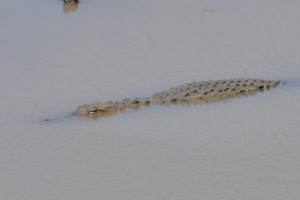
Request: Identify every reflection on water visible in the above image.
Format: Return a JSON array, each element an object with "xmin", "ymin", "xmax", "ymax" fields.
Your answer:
[{"xmin": 63, "ymin": 0, "xmax": 79, "ymax": 14}]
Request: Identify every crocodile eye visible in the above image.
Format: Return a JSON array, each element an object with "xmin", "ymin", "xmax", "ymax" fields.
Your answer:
[{"xmin": 89, "ymin": 108, "xmax": 98, "ymax": 114}]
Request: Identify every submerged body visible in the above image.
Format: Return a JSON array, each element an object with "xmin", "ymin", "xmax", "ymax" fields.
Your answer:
[{"xmin": 73, "ymin": 79, "xmax": 280, "ymax": 118}]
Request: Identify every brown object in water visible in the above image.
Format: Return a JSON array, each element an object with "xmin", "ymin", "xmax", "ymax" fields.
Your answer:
[
  {"xmin": 72, "ymin": 79, "xmax": 280, "ymax": 118},
  {"xmin": 64, "ymin": 0, "xmax": 79, "ymax": 3},
  {"xmin": 63, "ymin": 0, "xmax": 79, "ymax": 14}
]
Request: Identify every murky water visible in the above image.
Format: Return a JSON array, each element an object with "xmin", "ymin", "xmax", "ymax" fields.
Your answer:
[{"xmin": 1, "ymin": 0, "xmax": 300, "ymax": 199}]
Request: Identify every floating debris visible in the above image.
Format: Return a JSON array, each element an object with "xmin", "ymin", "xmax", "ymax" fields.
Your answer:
[{"xmin": 63, "ymin": 0, "xmax": 79, "ymax": 14}]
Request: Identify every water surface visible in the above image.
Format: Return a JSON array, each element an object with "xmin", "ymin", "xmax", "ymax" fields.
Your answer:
[{"xmin": 1, "ymin": 0, "xmax": 300, "ymax": 199}]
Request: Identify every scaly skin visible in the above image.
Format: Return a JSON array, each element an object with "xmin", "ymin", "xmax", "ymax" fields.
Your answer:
[{"xmin": 73, "ymin": 79, "xmax": 280, "ymax": 118}]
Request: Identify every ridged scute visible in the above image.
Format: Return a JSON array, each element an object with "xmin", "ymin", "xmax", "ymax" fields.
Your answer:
[{"xmin": 150, "ymin": 79, "xmax": 279, "ymax": 103}]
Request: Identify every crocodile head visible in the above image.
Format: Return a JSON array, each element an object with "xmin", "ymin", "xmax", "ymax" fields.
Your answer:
[{"xmin": 73, "ymin": 101, "xmax": 117, "ymax": 116}]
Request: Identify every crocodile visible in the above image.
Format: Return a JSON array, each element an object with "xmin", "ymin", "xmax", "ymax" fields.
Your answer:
[{"xmin": 73, "ymin": 79, "xmax": 280, "ymax": 118}]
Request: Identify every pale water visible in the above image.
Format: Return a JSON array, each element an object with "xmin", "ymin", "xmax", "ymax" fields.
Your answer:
[{"xmin": 1, "ymin": 0, "xmax": 300, "ymax": 199}]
